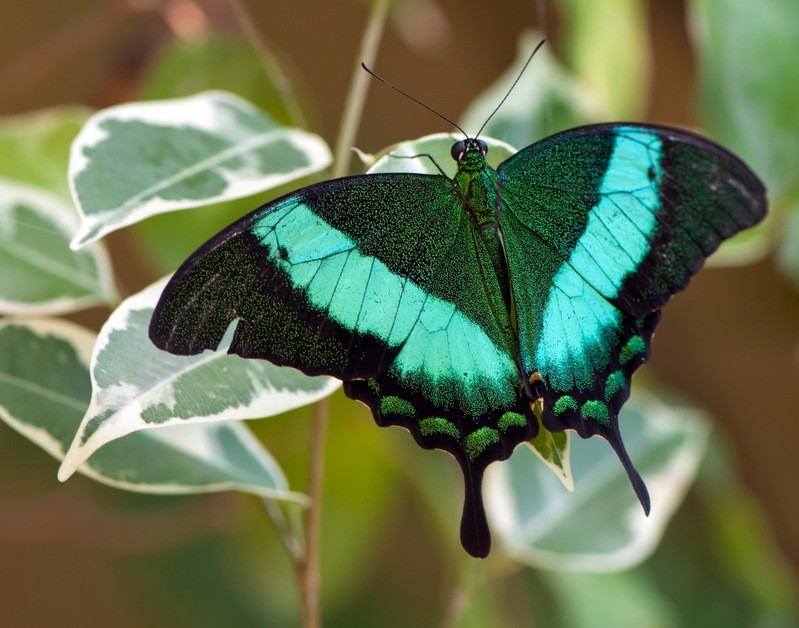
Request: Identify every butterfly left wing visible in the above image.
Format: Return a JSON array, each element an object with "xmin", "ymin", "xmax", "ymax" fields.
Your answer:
[
  {"xmin": 151, "ymin": 172, "xmax": 533, "ymax": 557},
  {"xmin": 497, "ymin": 124, "xmax": 766, "ymax": 509}
]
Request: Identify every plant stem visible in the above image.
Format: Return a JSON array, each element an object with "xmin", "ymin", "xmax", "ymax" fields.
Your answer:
[
  {"xmin": 291, "ymin": 4, "xmax": 392, "ymax": 626},
  {"xmin": 227, "ymin": 0, "xmax": 309, "ymax": 129},
  {"xmin": 297, "ymin": 397, "xmax": 329, "ymax": 628},
  {"xmin": 331, "ymin": 0, "xmax": 392, "ymax": 178}
]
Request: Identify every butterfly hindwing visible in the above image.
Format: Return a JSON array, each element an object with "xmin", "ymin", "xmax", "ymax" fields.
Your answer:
[{"xmin": 497, "ymin": 124, "xmax": 766, "ymax": 508}]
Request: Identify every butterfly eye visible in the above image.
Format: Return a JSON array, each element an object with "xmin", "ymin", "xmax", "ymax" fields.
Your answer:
[
  {"xmin": 450, "ymin": 140, "xmax": 467, "ymax": 162},
  {"xmin": 476, "ymin": 139, "xmax": 488, "ymax": 156}
]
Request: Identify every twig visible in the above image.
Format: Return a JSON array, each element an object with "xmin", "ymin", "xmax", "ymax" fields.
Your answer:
[
  {"xmin": 292, "ymin": 3, "xmax": 392, "ymax": 625},
  {"xmin": 331, "ymin": 0, "xmax": 392, "ymax": 178},
  {"xmin": 226, "ymin": 0, "xmax": 308, "ymax": 128},
  {"xmin": 296, "ymin": 397, "xmax": 329, "ymax": 628}
]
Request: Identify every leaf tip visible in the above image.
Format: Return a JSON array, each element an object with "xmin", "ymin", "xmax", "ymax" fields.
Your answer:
[
  {"xmin": 56, "ymin": 460, "xmax": 77, "ymax": 482},
  {"xmin": 57, "ymin": 442, "xmax": 86, "ymax": 482},
  {"xmin": 69, "ymin": 229, "xmax": 92, "ymax": 250}
]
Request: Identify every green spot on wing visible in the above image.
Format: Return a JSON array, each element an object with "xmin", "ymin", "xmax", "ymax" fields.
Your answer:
[
  {"xmin": 498, "ymin": 411, "xmax": 527, "ymax": 432},
  {"xmin": 620, "ymin": 335, "xmax": 646, "ymax": 364},
  {"xmin": 554, "ymin": 395, "xmax": 578, "ymax": 415},
  {"xmin": 465, "ymin": 427, "xmax": 500, "ymax": 461},
  {"xmin": 582, "ymin": 400, "xmax": 610, "ymax": 425},
  {"xmin": 380, "ymin": 395, "xmax": 415, "ymax": 417},
  {"xmin": 419, "ymin": 417, "xmax": 460, "ymax": 439},
  {"xmin": 604, "ymin": 370, "xmax": 625, "ymax": 398}
]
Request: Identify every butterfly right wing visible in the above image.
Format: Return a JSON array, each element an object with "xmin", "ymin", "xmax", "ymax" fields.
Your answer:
[{"xmin": 496, "ymin": 124, "xmax": 766, "ymax": 511}]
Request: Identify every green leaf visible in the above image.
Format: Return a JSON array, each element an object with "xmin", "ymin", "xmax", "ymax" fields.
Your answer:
[
  {"xmin": 527, "ymin": 408, "xmax": 573, "ymax": 492},
  {"xmin": 367, "ymin": 132, "xmax": 516, "ymax": 177},
  {"xmin": 68, "ymin": 91, "xmax": 332, "ymax": 247},
  {"xmin": 558, "ymin": 0, "xmax": 650, "ymax": 119},
  {"xmin": 543, "ymin": 568, "xmax": 679, "ymax": 627},
  {"xmin": 140, "ymin": 36, "xmax": 300, "ymax": 127},
  {"xmin": 689, "ymin": 0, "xmax": 799, "ymax": 205},
  {"xmin": 486, "ymin": 391, "xmax": 710, "ymax": 571},
  {"xmin": 0, "ymin": 179, "xmax": 116, "ymax": 313},
  {"xmin": 0, "ymin": 105, "xmax": 90, "ymax": 199},
  {"xmin": 0, "ymin": 318, "xmax": 306, "ymax": 502},
  {"xmin": 58, "ymin": 278, "xmax": 340, "ymax": 479},
  {"xmin": 460, "ymin": 31, "xmax": 602, "ymax": 148},
  {"xmin": 690, "ymin": 0, "xmax": 799, "ymax": 282},
  {"xmin": 0, "ymin": 318, "xmax": 93, "ymax": 457}
]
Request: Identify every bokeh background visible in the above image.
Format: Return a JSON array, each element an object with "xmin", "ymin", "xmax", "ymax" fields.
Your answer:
[{"xmin": 1, "ymin": 0, "xmax": 797, "ymax": 626}]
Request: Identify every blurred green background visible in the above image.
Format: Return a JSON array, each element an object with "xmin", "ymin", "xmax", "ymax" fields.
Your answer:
[{"xmin": 1, "ymin": 0, "xmax": 798, "ymax": 626}]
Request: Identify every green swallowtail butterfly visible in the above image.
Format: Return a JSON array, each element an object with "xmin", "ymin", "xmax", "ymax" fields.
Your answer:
[{"xmin": 149, "ymin": 89, "xmax": 766, "ymax": 558}]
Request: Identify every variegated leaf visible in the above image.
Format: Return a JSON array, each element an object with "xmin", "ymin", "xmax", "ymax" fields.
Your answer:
[
  {"xmin": 69, "ymin": 91, "xmax": 332, "ymax": 247},
  {"xmin": 486, "ymin": 391, "xmax": 710, "ymax": 571},
  {"xmin": 0, "ymin": 318, "xmax": 306, "ymax": 501},
  {"xmin": 58, "ymin": 278, "xmax": 340, "ymax": 479},
  {"xmin": 0, "ymin": 179, "xmax": 116, "ymax": 313}
]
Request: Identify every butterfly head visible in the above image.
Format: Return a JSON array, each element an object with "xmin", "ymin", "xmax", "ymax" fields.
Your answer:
[{"xmin": 451, "ymin": 138, "xmax": 488, "ymax": 171}]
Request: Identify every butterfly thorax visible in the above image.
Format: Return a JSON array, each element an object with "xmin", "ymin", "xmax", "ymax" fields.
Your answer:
[{"xmin": 451, "ymin": 138, "xmax": 502, "ymax": 230}]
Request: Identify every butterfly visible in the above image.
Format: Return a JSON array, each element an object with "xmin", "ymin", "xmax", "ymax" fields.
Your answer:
[{"xmin": 149, "ymin": 120, "xmax": 766, "ymax": 558}]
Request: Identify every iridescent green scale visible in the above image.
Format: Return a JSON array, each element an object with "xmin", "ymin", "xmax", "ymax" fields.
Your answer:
[{"xmin": 150, "ymin": 123, "xmax": 766, "ymax": 558}]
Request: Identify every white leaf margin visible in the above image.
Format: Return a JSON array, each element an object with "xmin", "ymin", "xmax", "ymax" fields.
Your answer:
[
  {"xmin": 486, "ymin": 392, "xmax": 711, "ymax": 572},
  {"xmin": 0, "ymin": 317, "xmax": 307, "ymax": 503},
  {"xmin": 69, "ymin": 90, "xmax": 333, "ymax": 248},
  {"xmin": 58, "ymin": 277, "xmax": 341, "ymax": 479},
  {"xmin": 526, "ymin": 427, "xmax": 574, "ymax": 492},
  {"xmin": 0, "ymin": 179, "xmax": 116, "ymax": 314},
  {"xmin": 85, "ymin": 419, "xmax": 309, "ymax": 503}
]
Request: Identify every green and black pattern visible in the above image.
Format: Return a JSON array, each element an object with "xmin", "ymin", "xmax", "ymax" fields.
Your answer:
[{"xmin": 151, "ymin": 123, "xmax": 766, "ymax": 558}]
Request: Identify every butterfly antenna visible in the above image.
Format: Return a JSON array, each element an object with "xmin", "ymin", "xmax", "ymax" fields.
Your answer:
[
  {"xmin": 475, "ymin": 39, "xmax": 546, "ymax": 139},
  {"xmin": 361, "ymin": 62, "xmax": 468, "ymax": 138}
]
